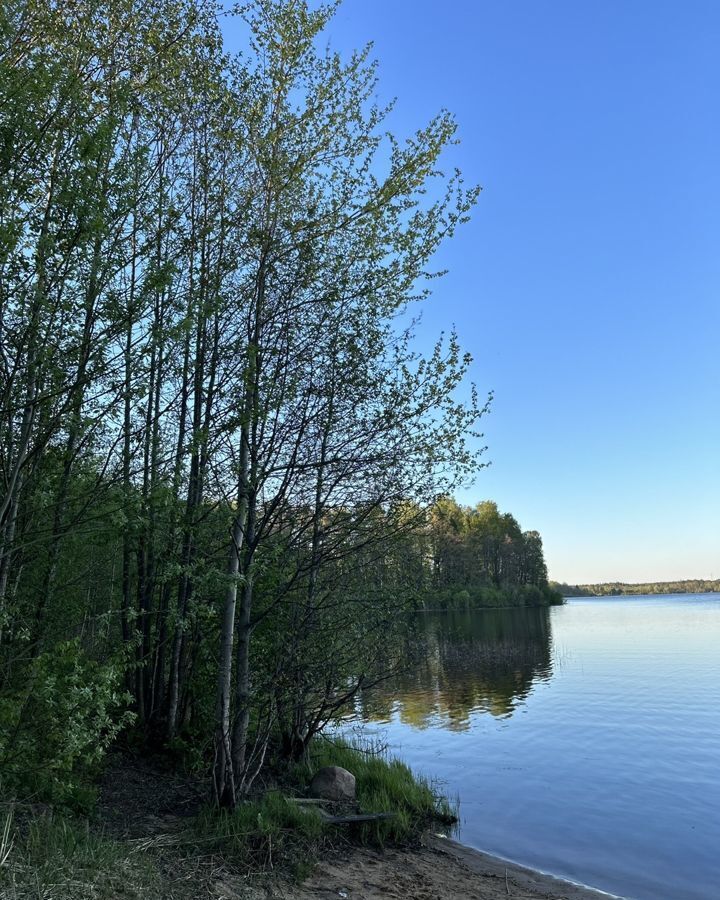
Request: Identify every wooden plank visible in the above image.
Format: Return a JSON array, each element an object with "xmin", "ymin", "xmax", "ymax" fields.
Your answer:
[
  {"xmin": 286, "ymin": 797, "xmax": 396, "ymax": 825},
  {"xmin": 316, "ymin": 810, "xmax": 397, "ymax": 825}
]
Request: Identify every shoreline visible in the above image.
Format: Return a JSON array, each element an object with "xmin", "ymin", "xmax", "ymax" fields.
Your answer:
[
  {"xmin": 424, "ymin": 834, "xmax": 621, "ymax": 899},
  {"xmin": 281, "ymin": 832, "xmax": 623, "ymax": 900}
]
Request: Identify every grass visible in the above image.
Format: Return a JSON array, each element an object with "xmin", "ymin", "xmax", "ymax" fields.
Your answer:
[
  {"xmin": 194, "ymin": 790, "xmax": 329, "ymax": 881},
  {"xmin": 0, "ymin": 808, "xmax": 160, "ymax": 899},
  {"xmin": 293, "ymin": 737, "xmax": 457, "ymax": 844}
]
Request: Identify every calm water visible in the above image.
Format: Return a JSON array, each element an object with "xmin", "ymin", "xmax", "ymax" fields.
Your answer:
[{"xmin": 347, "ymin": 596, "xmax": 720, "ymax": 900}]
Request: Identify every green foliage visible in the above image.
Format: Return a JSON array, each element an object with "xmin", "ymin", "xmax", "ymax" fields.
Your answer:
[
  {"xmin": 431, "ymin": 583, "xmax": 564, "ymax": 610},
  {"xmin": 193, "ymin": 736, "xmax": 453, "ymax": 880},
  {"xmin": 544, "ymin": 585, "xmax": 566, "ymax": 605},
  {"xmin": 423, "ymin": 498, "xmax": 557, "ymax": 610},
  {"xmin": 0, "ymin": 641, "xmax": 133, "ymax": 808},
  {"xmin": 0, "ymin": 0, "xmax": 541, "ymax": 831}
]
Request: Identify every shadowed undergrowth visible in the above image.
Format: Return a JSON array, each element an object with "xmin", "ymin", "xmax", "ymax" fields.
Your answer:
[{"xmin": 0, "ymin": 741, "xmax": 455, "ymax": 898}]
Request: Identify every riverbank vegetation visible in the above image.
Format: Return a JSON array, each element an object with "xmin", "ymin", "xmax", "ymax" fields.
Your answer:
[
  {"xmin": 1, "ymin": 740, "xmax": 454, "ymax": 898},
  {"xmin": 0, "ymin": 0, "xmax": 553, "ymax": 890}
]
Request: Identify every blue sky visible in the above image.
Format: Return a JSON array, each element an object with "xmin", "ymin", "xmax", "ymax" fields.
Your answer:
[{"xmin": 228, "ymin": 2, "xmax": 720, "ymax": 584}]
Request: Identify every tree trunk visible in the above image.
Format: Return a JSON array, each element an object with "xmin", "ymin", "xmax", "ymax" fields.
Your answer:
[{"xmin": 212, "ymin": 424, "xmax": 250, "ymax": 807}]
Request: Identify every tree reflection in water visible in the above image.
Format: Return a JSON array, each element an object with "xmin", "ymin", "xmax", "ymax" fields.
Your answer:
[{"xmin": 355, "ymin": 608, "xmax": 553, "ymax": 731}]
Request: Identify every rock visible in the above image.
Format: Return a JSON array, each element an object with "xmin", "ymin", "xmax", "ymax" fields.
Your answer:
[{"xmin": 308, "ymin": 765, "xmax": 356, "ymax": 801}]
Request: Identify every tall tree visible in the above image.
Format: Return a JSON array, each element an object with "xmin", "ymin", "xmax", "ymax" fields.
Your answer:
[{"xmin": 209, "ymin": 0, "xmax": 481, "ymax": 807}]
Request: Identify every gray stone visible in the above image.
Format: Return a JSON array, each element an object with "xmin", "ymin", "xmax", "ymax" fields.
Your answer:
[{"xmin": 308, "ymin": 765, "xmax": 356, "ymax": 801}]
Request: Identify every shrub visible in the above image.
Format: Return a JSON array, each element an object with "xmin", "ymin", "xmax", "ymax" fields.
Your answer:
[{"xmin": 0, "ymin": 640, "xmax": 134, "ymax": 808}]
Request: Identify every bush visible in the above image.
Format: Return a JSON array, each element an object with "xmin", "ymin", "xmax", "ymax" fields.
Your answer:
[
  {"xmin": 425, "ymin": 582, "xmax": 565, "ymax": 610},
  {"xmin": 0, "ymin": 641, "xmax": 134, "ymax": 808},
  {"xmin": 545, "ymin": 585, "xmax": 566, "ymax": 605},
  {"xmin": 452, "ymin": 589, "xmax": 471, "ymax": 607}
]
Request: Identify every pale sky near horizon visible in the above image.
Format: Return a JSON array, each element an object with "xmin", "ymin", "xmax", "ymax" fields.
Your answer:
[{"xmin": 227, "ymin": 2, "xmax": 720, "ymax": 584}]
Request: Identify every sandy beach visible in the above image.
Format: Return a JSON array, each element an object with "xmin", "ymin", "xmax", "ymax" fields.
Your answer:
[{"xmin": 278, "ymin": 835, "xmax": 619, "ymax": 900}]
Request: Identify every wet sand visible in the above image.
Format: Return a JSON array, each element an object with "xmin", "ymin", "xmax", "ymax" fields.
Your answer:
[{"xmin": 282, "ymin": 834, "xmax": 621, "ymax": 900}]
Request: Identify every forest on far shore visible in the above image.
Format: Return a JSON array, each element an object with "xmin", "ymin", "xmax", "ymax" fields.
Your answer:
[{"xmin": 552, "ymin": 579, "xmax": 720, "ymax": 597}]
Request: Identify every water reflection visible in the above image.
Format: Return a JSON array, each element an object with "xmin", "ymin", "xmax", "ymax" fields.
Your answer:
[
  {"xmin": 356, "ymin": 607, "xmax": 553, "ymax": 730},
  {"xmin": 344, "ymin": 598, "xmax": 720, "ymax": 900}
]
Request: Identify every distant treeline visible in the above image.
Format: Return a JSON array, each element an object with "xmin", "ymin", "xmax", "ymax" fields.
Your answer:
[{"xmin": 551, "ymin": 579, "xmax": 720, "ymax": 597}]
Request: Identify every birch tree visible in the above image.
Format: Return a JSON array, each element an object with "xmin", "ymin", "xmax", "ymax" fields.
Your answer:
[{"xmin": 210, "ymin": 0, "xmax": 482, "ymax": 807}]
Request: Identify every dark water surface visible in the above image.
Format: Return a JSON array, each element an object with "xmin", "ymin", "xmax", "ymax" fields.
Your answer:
[{"xmin": 347, "ymin": 596, "xmax": 720, "ymax": 900}]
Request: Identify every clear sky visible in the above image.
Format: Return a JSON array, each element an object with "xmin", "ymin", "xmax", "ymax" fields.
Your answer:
[{"xmin": 228, "ymin": 2, "xmax": 720, "ymax": 584}]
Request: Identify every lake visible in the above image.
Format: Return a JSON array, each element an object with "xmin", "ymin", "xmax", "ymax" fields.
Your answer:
[{"xmin": 346, "ymin": 595, "xmax": 720, "ymax": 900}]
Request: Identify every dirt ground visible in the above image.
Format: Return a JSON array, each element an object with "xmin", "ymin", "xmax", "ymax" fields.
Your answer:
[{"xmin": 252, "ymin": 837, "xmax": 617, "ymax": 900}]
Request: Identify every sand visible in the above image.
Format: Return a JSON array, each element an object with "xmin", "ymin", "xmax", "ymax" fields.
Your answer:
[{"xmin": 279, "ymin": 835, "xmax": 620, "ymax": 900}]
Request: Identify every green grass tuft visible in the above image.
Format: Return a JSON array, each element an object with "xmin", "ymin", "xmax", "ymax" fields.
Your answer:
[
  {"xmin": 291, "ymin": 737, "xmax": 457, "ymax": 845},
  {"xmin": 193, "ymin": 737, "xmax": 456, "ymax": 877},
  {"xmin": 0, "ymin": 809, "xmax": 160, "ymax": 899},
  {"xmin": 194, "ymin": 790, "xmax": 330, "ymax": 880}
]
